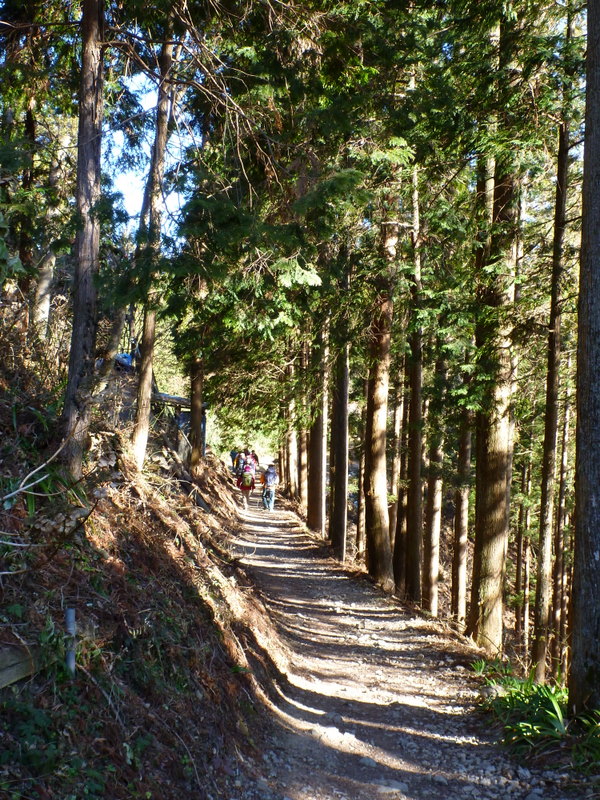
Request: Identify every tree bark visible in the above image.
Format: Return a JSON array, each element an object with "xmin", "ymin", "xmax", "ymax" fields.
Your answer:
[
  {"xmin": 286, "ymin": 361, "xmax": 299, "ymax": 500},
  {"xmin": 363, "ymin": 294, "xmax": 394, "ymax": 589},
  {"xmin": 307, "ymin": 326, "xmax": 329, "ymax": 535},
  {"xmin": 388, "ymin": 367, "xmax": 405, "ymax": 544},
  {"xmin": 452, "ymin": 407, "xmax": 472, "ymax": 626},
  {"xmin": 62, "ymin": 0, "xmax": 104, "ymax": 478},
  {"xmin": 515, "ymin": 453, "xmax": 532, "ymax": 664},
  {"xmin": 570, "ymin": 1, "xmax": 600, "ymax": 709},
  {"xmin": 298, "ymin": 427, "xmax": 309, "ymax": 512},
  {"xmin": 551, "ymin": 377, "xmax": 571, "ymax": 679},
  {"xmin": 297, "ymin": 341, "xmax": 309, "ymax": 512},
  {"xmin": 393, "ymin": 369, "xmax": 410, "ymax": 594},
  {"xmin": 405, "ymin": 166, "xmax": 423, "ymax": 603},
  {"xmin": 330, "ymin": 342, "xmax": 349, "ymax": 560},
  {"xmin": 532, "ymin": 38, "xmax": 571, "ymax": 685},
  {"xmin": 356, "ymin": 379, "xmax": 368, "ymax": 559},
  {"xmin": 131, "ymin": 37, "xmax": 174, "ymax": 469},
  {"xmin": 467, "ymin": 144, "xmax": 517, "ymax": 655},
  {"xmin": 423, "ymin": 356, "xmax": 446, "ymax": 617}
]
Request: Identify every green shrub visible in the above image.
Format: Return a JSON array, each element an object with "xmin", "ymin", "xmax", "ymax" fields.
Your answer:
[{"xmin": 472, "ymin": 660, "xmax": 600, "ymax": 772}]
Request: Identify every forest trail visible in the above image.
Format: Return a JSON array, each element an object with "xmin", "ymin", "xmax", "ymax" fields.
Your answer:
[{"xmin": 230, "ymin": 496, "xmax": 580, "ymax": 800}]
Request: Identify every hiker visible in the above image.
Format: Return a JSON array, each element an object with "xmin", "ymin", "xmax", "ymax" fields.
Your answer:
[
  {"xmin": 237, "ymin": 464, "xmax": 255, "ymax": 509},
  {"xmin": 260, "ymin": 463, "xmax": 278, "ymax": 511},
  {"xmin": 229, "ymin": 448, "xmax": 238, "ymax": 468},
  {"xmin": 245, "ymin": 449, "xmax": 258, "ymax": 475},
  {"xmin": 234, "ymin": 450, "xmax": 246, "ymax": 475}
]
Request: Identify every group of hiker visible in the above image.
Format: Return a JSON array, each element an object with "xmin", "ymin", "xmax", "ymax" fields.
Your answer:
[{"xmin": 229, "ymin": 448, "xmax": 279, "ymax": 511}]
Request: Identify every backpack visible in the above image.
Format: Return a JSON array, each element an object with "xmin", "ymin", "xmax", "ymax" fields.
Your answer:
[{"xmin": 242, "ymin": 471, "xmax": 253, "ymax": 487}]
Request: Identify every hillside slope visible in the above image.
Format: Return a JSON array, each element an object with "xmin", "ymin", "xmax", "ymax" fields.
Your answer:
[{"xmin": 0, "ymin": 432, "xmax": 284, "ymax": 800}]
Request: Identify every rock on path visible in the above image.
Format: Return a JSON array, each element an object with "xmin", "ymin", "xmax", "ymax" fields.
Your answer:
[{"xmin": 229, "ymin": 502, "xmax": 585, "ymax": 800}]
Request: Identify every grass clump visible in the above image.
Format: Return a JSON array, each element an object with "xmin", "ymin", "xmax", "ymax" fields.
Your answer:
[{"xmin": 473, "ymin": 660, "xmax": 600, "ymax": 774}]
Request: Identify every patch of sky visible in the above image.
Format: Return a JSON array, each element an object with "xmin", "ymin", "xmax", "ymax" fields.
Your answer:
[{"xmin": 104, "ymin": 75, "xmax": 189, "ymax": 241}]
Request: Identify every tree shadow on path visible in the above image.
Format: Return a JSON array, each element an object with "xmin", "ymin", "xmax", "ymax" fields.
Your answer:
[{"xmin": 229, "ymin": 505, "xmax": 573, "ymax": 800}]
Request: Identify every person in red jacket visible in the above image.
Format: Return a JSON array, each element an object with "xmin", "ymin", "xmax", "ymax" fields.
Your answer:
[{"xmin": 237, "ymin": 465, "xmax": 255, "ymax": 509}]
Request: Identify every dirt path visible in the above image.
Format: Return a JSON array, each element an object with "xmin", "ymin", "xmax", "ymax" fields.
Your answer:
[{"xmin": 230, "ymin": 499, "xmax": 581, "ymax": 800}]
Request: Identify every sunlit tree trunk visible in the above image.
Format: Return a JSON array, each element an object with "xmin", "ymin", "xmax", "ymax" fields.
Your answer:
[
  {"xmin": 286, "ymin": 356, "xmax": 299, "ymax": 499},
  {"xmin": 330, "ymin": 342, "xmax": 349, "ymax": 560},
  {"xmin": 570, "ymin": 7, "xmax": 600, "ymax": 706},
  {"xmin": 467, "ymin": 109, "xmax": 517, "ymax": 654},
  {"xmin": 363, "ymin": 292, "xmax": 394, "ymax": 588},
  {"xmin": 514, "ymin": 455, "xmax": 527, "ymax": 640},
  {"xmin": 363, "ymin": 208, "xmax": 398, "ymax": 590},
  {"xmin": 451, "ymin": 399, "xmax": 472, "ymax": 626},
  {"xmin": 356, "ymin": 379, "xmax": 368, "ymax": 559},
  {"xmin": 131, "ymin": 37, "xmax": 174, "ymax": 469},
  {"xmin": 405, "ymin": 166, "xmax": 423, "ymax": 602},
  {"xmin": 307, "ymin": 326, "xmax": 329, "ymax": 535},
  {"xmin": 298, "ymin": 427, "xmax": 308, "ymax": 512},
  {"xmin": 297, "ymin": 342, "xmax": 309, "ymax": 512},
  {"xmin": 388, "ymin": 367, "xmax": 405, "ymax": 542},
  {"xmin": 551, "ymin": 379, "xmax": 571, "ymax": 679},
  {"xmin": 532, "ymin": 37, "xmax": 572, "ymax": 685},
  {"xmin": 423, "ymin": 356, "xmax": 446, "ymax": 617},
  {"xmin": 62, "ymin": 0, "xmax": 104, "ymax": 477},
  {"xmin": 393, "ymin": 371, "xmax": 410, "ymax": 594}
]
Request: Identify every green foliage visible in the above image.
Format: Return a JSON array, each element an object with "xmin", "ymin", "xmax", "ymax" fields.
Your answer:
[
  {"xmin": 0, "ymin": 682, "xmax": 112, "ymax": 799},
  {"xmin": 475, "ymin": 662, "xmax": 600, "ymax": 772},
  {"xmin": 471, "ymin": 657, "xmax": 513, "ymax": 678}
]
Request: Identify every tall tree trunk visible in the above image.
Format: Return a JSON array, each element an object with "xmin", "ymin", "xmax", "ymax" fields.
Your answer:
[
  {"xmin": 363, "ymin": 295, "xmax": 394, "ymax": 588},
  {"xmin": 423, "ymin": 356, "xmax": 446, "ymax": 617},
  {"xmin": 569, "ymin": 0, "xmax": 600, "ymax": 712},
  {"xmin": 393, "ymin": 370, "xmax": 410, "ymax": 594},
  {"xmin": 515, "ymin": 453, "xmax": 531, "ymax": 660},
  {"xmin": 467, "ymin": 145, "xmax": 517, "ymax": 655},
  {"xmin": 131, "ymin": 37, "xmax": 174, "ymax": 469},
  {"xmin": 551, "ymin": 376, "xmax": 571, "ymax": 679},
  {"xmin": 297, "ymin": 341, "xmax": 309, "ymax": 512},
  {"xmin": 330, "ymin": 343, "xmax": 349, "ymax": 560},
  {"xmin": 62, "ymin": 0, "xmax": 104, "ymax": 478},
  {"xmin": 363, "ymin": 208, "xmax": 398, "ymax": 589},
  {"xmin": 388, "ymin": 368, "xmax": 405, "ymax": 543},
  {"xmin": 307, "ymin": 408, "xmax": 325, "ymax": 532},
  {"xmin": 356, "ymin": 379, "xmax": 368, "ymax": 559},
  {"xmin": 405, "ymin": 166, "xmax": 423, "ymax": 602},
  {"xmin": 532, "ymin": 44, "xmax": 571, "ymax": 687},
  {"xmin": 279, "ymin": 444, "xmax": 288, "ymax": 489},
  {"xmin": 523, "ymin": 537, "xmax": 531, "ymax": 668},
  {"xmin": 307, "ymin": 327, "xmax": 329, "ymax": 535},
  {"xmin": 298, "ymin": 427, "xmax": 309, "ymax": 512},
  {"xmin": 452, "ymin": 407, "xmax": 472, "ymax": 626},
  {"xmin": 286, "ymin": 361, "xmax": 299, "ymax": 500}
]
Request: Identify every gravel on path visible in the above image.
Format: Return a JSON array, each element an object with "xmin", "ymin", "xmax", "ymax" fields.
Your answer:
[{"xmin": 228, "ymin": 500, "xmax": 589, "ymax": 800}]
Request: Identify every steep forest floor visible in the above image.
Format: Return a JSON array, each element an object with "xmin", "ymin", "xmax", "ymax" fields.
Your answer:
[{"xmin": 0, "ymin": 422, "xmax": 596, "ymax": 799}]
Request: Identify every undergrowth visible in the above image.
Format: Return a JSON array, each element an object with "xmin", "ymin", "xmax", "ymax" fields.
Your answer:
[
  {"xmin": 0, "ymin": 459, "xmax": 260, "ymax": 799},
  {"xmin": 473, "ymin": 659, "xmax": 600, "ymax": 774}
]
